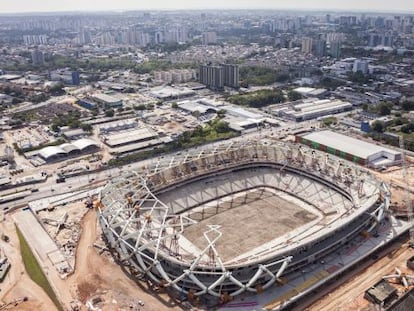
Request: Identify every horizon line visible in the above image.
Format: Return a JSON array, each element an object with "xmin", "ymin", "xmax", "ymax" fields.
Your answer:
[{"xmin": 1, "ymin": 7, "xmax": 414, "ymax": 16}]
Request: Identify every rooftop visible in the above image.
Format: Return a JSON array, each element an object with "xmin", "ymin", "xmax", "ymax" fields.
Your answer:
[{"xmin": 301, "ymin": 130, "xmax": 401, "ymax": 159}]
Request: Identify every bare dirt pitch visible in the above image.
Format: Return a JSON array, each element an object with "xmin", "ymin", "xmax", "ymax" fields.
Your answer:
[{"xmin": 183, "ymin": 188, "xmax": 317, "ymax": 262}]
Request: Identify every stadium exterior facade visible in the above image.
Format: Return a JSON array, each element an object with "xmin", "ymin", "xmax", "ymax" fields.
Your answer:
[{"xmin": 97, "ymin": 141, "xmax": 390, "ymax": 302}]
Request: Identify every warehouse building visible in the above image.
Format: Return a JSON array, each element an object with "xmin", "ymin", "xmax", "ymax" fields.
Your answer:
[
  {"xmin": 37, "ymin": 138, "xmax": 100, "ymax": 162},
  {"xmin": 275, "ymin": 98, "xmax": 352, "ymax": 122},
  {"xmin": 91, "ymin": 93, "xmax": 123, "ymax": 109},
  {"xmin": 296, "ymin": 130, "xmax": 402, "ymax": 167},
  {"xmin": 101, "ymin": 126, "xmax": 170, "ymax": 156},
  {"xmin": 102, "ymin": 127, "xmax": 158, "ymax": 148}
]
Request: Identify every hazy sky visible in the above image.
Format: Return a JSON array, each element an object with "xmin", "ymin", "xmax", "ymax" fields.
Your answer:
[{"xmin": 1, "ymin": 0, "xmax": 413, "ymax": 13}]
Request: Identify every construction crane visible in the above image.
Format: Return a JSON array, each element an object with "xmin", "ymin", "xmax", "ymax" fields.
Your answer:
[{"xmin": 399, "ymin": 135, "xmax": 414, "ymax": 247}]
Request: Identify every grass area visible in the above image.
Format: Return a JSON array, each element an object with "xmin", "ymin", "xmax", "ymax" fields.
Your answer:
[
  {"xmin": 321, "ymin": 116, "xmax": 338, "ymax": 127},
  {"xmin": 16, "ymin": 225, "xmax": 63, "ymax": 311}
]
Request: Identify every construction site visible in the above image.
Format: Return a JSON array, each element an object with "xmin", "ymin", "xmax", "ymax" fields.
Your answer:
[
  {"xmin": 0, "ymin": 137, "xmax": 413, "ymax": 310},
  {"xmin": 97, "ymin": 140, "xmax": 403, "ymax": 309}
]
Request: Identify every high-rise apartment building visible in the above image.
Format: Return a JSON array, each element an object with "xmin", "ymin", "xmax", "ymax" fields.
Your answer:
[
  {"xmin": 353, "ymin": 60, "xmax": 369, "ymax": 74},
  {"xmin": 31, "ymin": 49, "xmax": 44, "ymax": 65},
  {"xmin": 202, "ymin": 32, "xmax": 217, "ymax": 45},
  {"xmin": 313, "ymin": 39, "xmax": 327, "ymax": 57},
  {"xmin": 222, "ymin": 64, "xmax": 239, "ymax": 88},
  {"xmin": 23, "ymin": 35, "xmax": 48, "ymax": 45},
  {"xmin": 199, "ymin": 64, "xmax": 239, "ymax": 90},
  {"xmin": 329, "ymin": 41, "xmax": 342, "ymax": 59},
  {"xmin": 301, "ymin": 37, "xmax": 313, "ymax": 54},
  {"xmin": 199, "ymin": 65, "xmax": 224, "ymax": 91}
]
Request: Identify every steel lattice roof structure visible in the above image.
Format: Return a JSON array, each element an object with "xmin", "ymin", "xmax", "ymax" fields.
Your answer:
[{"xmin": 97, "ymin": 140, "xmax": 390, "ymax": 302}]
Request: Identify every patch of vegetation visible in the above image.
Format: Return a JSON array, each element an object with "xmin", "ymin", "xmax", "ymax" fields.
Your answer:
[
  {"xmin": 318, "ymin": 77, "xmax": 347, "ymax": 90},
  {"xmin": 1, "ymin": 53, "xmax": 196, "ymax": 74},
  {"xmin": 400, "ymin": 101, "xmax": 414, "ymax": 112},
  {"xmin": 321, "ymin": 117, "xmax": 338, "ymax": 127},
  {"xmin": 173, "ymin": 118, "xmax": 236, "ymax": 149},
  {"xmin": 371, "ymin": 120, "xmax": 385, "ymax": 133},
  {"xmin": 227, "ymin": 89, "xmax": 285, "ymax": 108},
  {"xmin": 239, "ymin": 66, "xmax": 290, "ymax": 86},
  {"xmin": 364, "ymin": 102, "xmax": 393, "ymax": 116},
  {"xmin": 133, "ymin": 60, "xmax": 196, "ymax": 74},
  {"xmin": 16, "ymin": 225, "xmax": 63, "ymax": 311},
  {"xmin": 287, "ymin": 90, "xmax": 302, "ymax": 101},
  {"xmin": 51, "ymin": 110, "xmax": 91, "ymax": 133}
]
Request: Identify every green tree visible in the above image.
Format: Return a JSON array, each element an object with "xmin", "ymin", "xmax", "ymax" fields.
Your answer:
[
  {"xmin": 287, "ymin": 90, "xmax": 302, "ymax": 101},
  {"xmin": 81, "ymin": 123, "xmax": 93, "ymax": 132},
  {"xmin": 378, "ymin": 103, "xmax": 391, "ymax": 116},
  {"xmin": 371, "ymin": 121, "xmax": 384, "ymax": 133},
  {"xmin": 215, "ymin": 120, "xmax": 231, "ymax": 133},
  {"xmin": 105, "ymin": 109, "xmax": 115, "ymax": 117},
  {"xmin": 48, "ymin": 82, "xmax": 65, "ymax": 94},
  {"xmin": 361, "ymin": 103, "xmax": 368, "ymax": 112},
  {"xmin": 134, "ymin": 104, "xmax": 146, "ymax": 111},
  {"xmin": 217, "ymin": 109, "xmax": 226, "ymax": 118},
  {"xmin": 401, "ymin": 101, "xmax": 414, "ymax": 111},
  {"xmin": 192, "ymin": 110, "xmax": 201, "ymax": 119}
]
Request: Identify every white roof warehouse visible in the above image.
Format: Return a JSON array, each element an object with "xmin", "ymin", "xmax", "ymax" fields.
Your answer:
[{"xmin": 297, "ymin": 130, "xmax": 402, "ymax": 167}]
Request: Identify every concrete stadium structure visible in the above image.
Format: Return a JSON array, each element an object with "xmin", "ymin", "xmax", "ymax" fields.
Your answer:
[{"xmin": 97, "ymin": 140, "xmax": 390, "ymax": 304}]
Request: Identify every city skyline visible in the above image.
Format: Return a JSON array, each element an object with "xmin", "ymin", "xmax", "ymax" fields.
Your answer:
[{"xmin": 1, "ymin": 0, "xmax": 414, "ymax": 14}]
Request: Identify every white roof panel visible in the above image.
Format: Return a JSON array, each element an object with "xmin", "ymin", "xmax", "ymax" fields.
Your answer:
[
  {"xmin": 72, "ymin": 138, "xmax": 99, "ymax": 150},
  {"xmin": 38, "ymin": 146, "xmax": 66, "ymax": 159},
  {"xmin": 60, "ymin": 143, "xmax": 79, "ymax": 153},
  {"xmin": 302, "ymin": 130, "xmax": 400, "ymax": 160}
]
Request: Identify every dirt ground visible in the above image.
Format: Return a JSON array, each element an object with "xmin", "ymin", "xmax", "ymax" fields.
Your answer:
[
  {"xmin": 0, "ymin": 215, "xmax": 58, "ymax": 311},
  {"xmin": 0, "ymin": 207, "xmax": 186, "ymax": 311},
  {"xmin": 306, "ymin": 240, "xmax": 414, "ymax": 311},
  {"xmin": 66, "ymin": 209, "xmax": 184, "ymax": 311},
  {"xmin": 183, "ymin": 189, "xmax": 316, "ymax": 262}
]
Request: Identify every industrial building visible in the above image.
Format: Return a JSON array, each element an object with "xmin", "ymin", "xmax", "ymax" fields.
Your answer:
[
  {"xmin": 49, "ymin": 69, "xmax": 80, "ymax": 85},
  {"xmin": 37, "ymin": 138, "xmax": 100, "ymax": 162},
  {"xmin": 90, "ymin": 93, "xmax": 123, "ymax": 109},
  {"xmin": 175, "ymin": 99, "xmax": 265, "ymax": 132},
  {"xmin": 297, "ymin": 130, "xmax": 402, "ymax": 167},
  {"xmin": 275, "ymin": 98, "xmax": 352, "ymax": 121},
  {"xmin": 100, "ymin": 126, "xmax": 169, "ymax": 155},
  {"xmin": 102, "ymin": 127, "xmax": 157, "ymax": 148},
  {"xmin": 150, "ymin": 86, "xmax": 195, "ymax": 100},
  {"xmin": 177, "ymin": 100, "xmax": 217, "ymax": 116},
  {"xmin": 364, "ymin": 279, "xmax": 397, "ymax": 306},
  {"xmin": 293, "ymin": 87, "xmax": 327, "ymax": 97},
  {"xmin": 98, "ymin": 119, "xmax": 138, "ymax": 134}
]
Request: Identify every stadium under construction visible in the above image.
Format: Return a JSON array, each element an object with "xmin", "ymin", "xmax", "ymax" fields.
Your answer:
[{"xmin": 97, "ymin": 140, "xmax": 394, "ymax": 308}]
